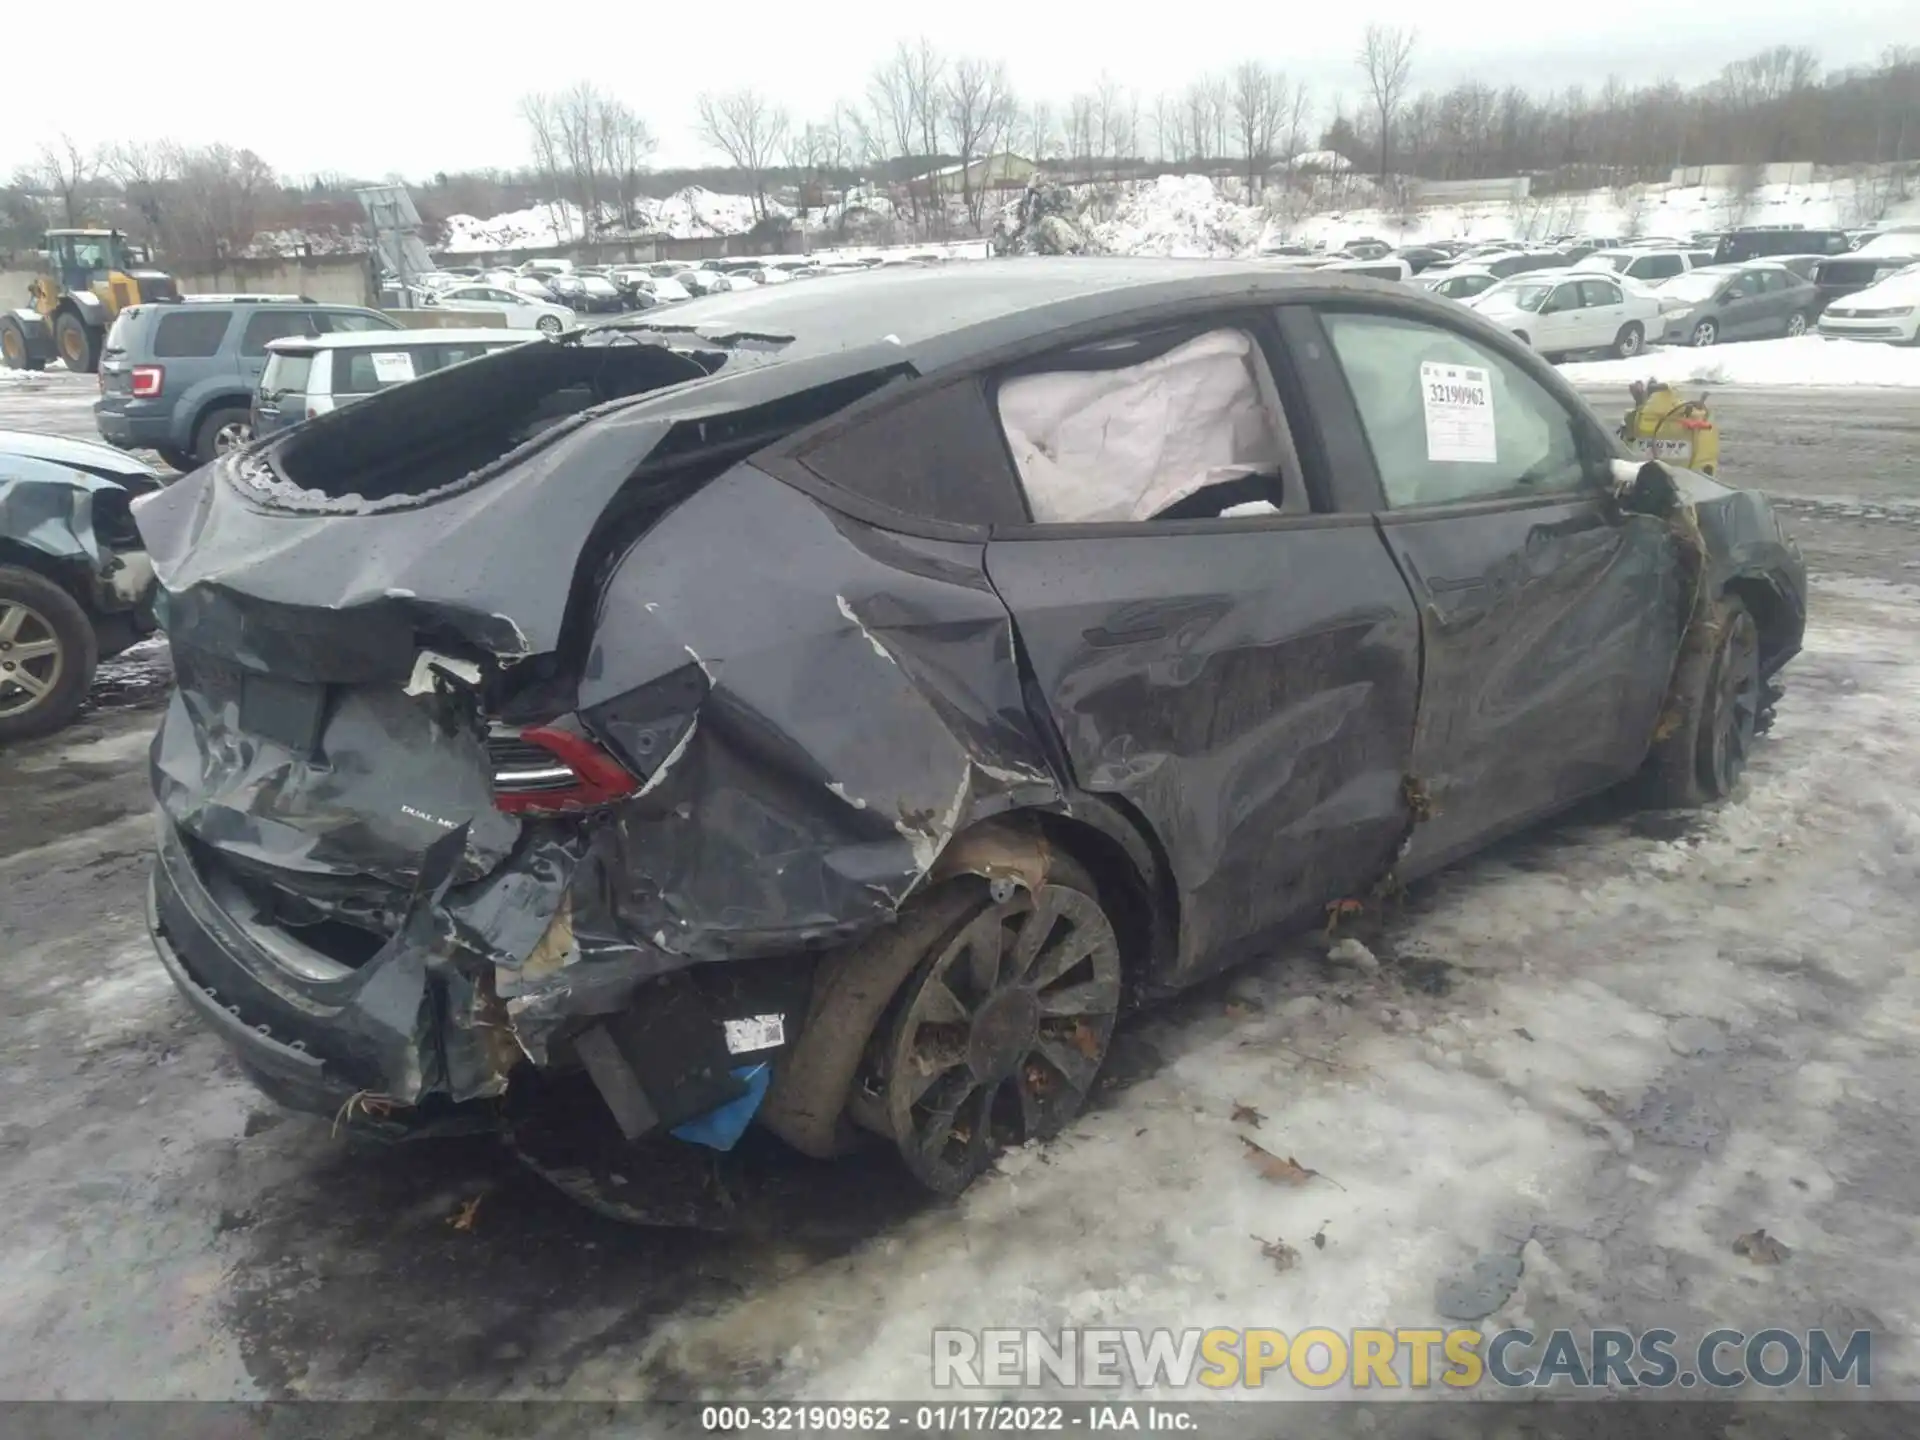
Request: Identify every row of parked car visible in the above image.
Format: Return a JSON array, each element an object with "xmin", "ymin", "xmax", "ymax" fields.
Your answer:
[
  {"xmin": 396, "ymin": 252, "xmax": 906, "ymax": 329},
  {"xmin": 1275, "ymin": 224, "xmax": 1920, "ymax": 358}
]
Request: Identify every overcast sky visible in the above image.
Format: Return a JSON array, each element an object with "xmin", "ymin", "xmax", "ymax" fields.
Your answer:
[{"xmin": 5, "ymin": 0, "xmax": 1911, "ymax": 184}]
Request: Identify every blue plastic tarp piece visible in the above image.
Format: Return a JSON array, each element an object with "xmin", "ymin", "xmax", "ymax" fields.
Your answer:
[{"xmin": 671, "ymin": 1063, "xmax": 771, "ymax": 1151}]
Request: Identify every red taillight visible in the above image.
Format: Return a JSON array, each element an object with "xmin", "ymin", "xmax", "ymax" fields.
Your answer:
[
  {"xmin": 130, "ymin": 365, "xmax": 164, "ymax": 398},
  {"xmin": 491, "ymin": 726, "xmax": 638, "ymax": 815}
]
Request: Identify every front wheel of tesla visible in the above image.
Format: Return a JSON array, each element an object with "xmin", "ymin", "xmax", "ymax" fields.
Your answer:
[{"xmin": 879, "ymin": 863, "xmax": 1122, "ymax": 1195}]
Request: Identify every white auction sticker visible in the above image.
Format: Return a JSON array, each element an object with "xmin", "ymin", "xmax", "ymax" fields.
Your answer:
[
  {"xmin": 1420, "ymin": 361, "xmax": 1497, "ymax": 463},
  {"xmin": 723, "ymin": 1013, "xmax": 786, "ymax": 1054},
  {"xmin": 370, "ymin": 351, "xmax": 416, "ymax": 384}
]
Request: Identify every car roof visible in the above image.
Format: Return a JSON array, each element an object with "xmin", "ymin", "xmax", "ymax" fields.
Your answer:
[
  {"xmin": 594, "ymin": 257, "xmax": 1413, "ymax": 363},
  {"xmin": 266, "ymin": 329, "xmax": 529, "ymax": 352}
]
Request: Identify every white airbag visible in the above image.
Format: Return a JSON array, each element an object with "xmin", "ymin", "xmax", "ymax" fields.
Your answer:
[{"xmin": 998, "ymin": 330, "xmax": 1284, "ymax": 523}]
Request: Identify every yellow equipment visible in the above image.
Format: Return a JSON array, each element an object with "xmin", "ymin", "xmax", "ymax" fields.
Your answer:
[
  {"xmin": 0, "ymin": 229, "xmax": 180, "ymax": 374},
  {"xmin": 1619, "ymin": 380, "xmax": 1719, "ymax": 477}
]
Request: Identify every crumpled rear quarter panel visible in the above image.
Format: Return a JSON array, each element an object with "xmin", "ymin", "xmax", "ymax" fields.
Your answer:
[{"xmin": 579, "ymin": 463, "xmax": 1061, "ymax": 967}]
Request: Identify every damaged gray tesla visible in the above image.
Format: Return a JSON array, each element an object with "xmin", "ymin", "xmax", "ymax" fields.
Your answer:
[{"xmin": 137, "ymin": 259, "xmax": 1805, "ymax": 1196}]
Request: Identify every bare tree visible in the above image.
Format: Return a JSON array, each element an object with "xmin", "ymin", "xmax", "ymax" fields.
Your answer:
[
  {"xmin": 168, "ymin": 145, "xmax": 276, "ymax": 265},
  {"xmin": 945, "ymin": 57, "xmax": 1016, "ymax": 230},
  {"xmin": 903, "ymin": 38, "xmax": 948, "ymax": 214},
  {"xmin": 520, "ymin": 92, "xmax": 578, "ymax": 240},
  {"xmin": 1183, "ymin": 79, "xmax": 1214, "ymax": 166},
  {"xmin": 596, "ymin": 96, "xmax": 657, "ymax": 233},
  {"xmin": 696, "ymin": 88, "xmax": 792, "ymax": 220},
  {"xmin": 16, "ymin": 135, "xmax": 96, "ymax": 228},
  {"xmin": 1066, "ymin": 94, "xmax": 1095, "ymax": 179},
  {"xmin": 1358, "ymin": 24, "xmax": 1417, "ymax": 181},
  {"xmin": 1023, "ymin": 101, "xmax": 1056, "ymax": 164},
  {"xmin": 104, "ymin": 142, "xmax": 177, "ymax": 242},
  {"xmin": 1232, "ymin": 61, "xmax": 1293, "ymax": 194}
]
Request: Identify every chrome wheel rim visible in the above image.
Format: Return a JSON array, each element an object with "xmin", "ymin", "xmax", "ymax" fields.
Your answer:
[
  {"xmin": 213, "ymin": 419, "xmax": 251, "ymax": 455},
  {"xmin": 884, "ymin": 882, "xmax": 1121, "ymax": 1194},
  {"xmin": 537, "ymin": 316, "xmax": 562, "ymax": 334},
  {"xmin": 0, "ymin": 600, "xmax": 65, "ymax": 718},
  {"xmin": 1786, "ymin": 313, "xmax": 1807, "ymax": 337},
  {"xmin": 1693, "ymin": 321, "xmax": 1716, "ymax": 347}
]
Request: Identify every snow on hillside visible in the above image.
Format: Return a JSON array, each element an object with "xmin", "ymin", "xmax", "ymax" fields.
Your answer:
[
  {"xmin": 442, "ymin": 202, "xmax": 585, "ymax": 253},
  {"xmin": 1563, "ymin": 336, "xmax": 1920, "ymax": 388},
  {"xmin": 441, "ymin": 171, "xmax": 1920, "ymax": 267},
  {"xmin": 441, "ymin": 188, "xmax": 788, "ymax": 253},
  {"xmin": 643, "ymin": 186, "xmax": 770, "ymax": 237}
]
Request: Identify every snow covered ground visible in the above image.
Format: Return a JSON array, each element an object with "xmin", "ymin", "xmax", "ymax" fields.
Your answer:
[
  {"xmin": 621, "ymin": 580, "xmax": 1920, "ymax": 1404},
  {"xmin": 1565, "ymin": 336, "xmax": 1920, "ymax": 388}
]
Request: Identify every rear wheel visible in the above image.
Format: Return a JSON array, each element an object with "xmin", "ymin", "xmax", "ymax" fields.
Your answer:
[
  {"xmin": 193, "ymin": 405, "xmax": 252, "ymax": 466},
  {"xmin": 54, "ymin": 312, "xmax": 99, "ymax": 373},
  {"xmin": 1784, "ymin": 312, "xmax": 1808, "ymax": 338},
  {"xmin": 0, "ymin": 566, "xmax": 97, "ymax": 742},
  {"xmin": 1690, "ymin": 318, "xmax": 1718, "ymax": 348},
  {"xmin": 1613, "ymin": 322, "xmax": 1645, "ymax": 358},
  {"xmin": 536, "ymin": 314, "xmax": 563, "ymax": 335},
  {"xmin": 872, "ymin": 861, "xmax": 1123, "ymax": 1195}
]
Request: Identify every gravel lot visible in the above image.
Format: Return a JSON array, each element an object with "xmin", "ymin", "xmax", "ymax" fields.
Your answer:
[{"xmin": 3, "ymin": 369, "xmax": 1917, "ymax": 1407}]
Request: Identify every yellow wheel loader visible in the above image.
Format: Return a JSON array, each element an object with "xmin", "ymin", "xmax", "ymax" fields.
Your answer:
[{"xmin": 0, "ymin": 229, "xmax": 180, "ymax": 374}]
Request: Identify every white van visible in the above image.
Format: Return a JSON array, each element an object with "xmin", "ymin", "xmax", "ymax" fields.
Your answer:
[{"xmin": 254, "ymin": 329, "xmax": 527, "ymax": 438}]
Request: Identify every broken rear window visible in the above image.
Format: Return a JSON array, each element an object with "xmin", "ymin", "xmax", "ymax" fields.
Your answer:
[{"xmin": 246, "ymin": 339, "xmax": 714, "ymax": 510}]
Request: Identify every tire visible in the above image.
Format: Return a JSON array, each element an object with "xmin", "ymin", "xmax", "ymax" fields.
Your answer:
[
  {"xmin": 535, "ymin": 314, "xmax": 563, "ymax": 335},
  {"xmin": 0, "ymin": 566, "xmax": 98, "ymax": 743},
  {"xmin": 193, "ymin": 405, "xmax": 252, "ymax": 466},
  {"xmin": 1784, "ymin": 311, "xmax": 1808, "ymax": 338},
  {"xmin": 0, "ymin": 318, "xmax": 43, "ymax": 371},
  {"xmin": 870, "ymin": 856, "xmax": 1123, "ymax": 1195},
  {"xmin": 155, "ymin": 445, "xmax": 196, "ymax": 473},
  {"xmin": 1690, "ymin": 318, "xmax": 1718, "ymax": 348},
  {"xmin": 1642, "ymin": 593, "xmax": 1761, "ymax": 808},
  {"xmin": 1613, "ymin": 322, "xmax": 1645, "ymax": 359},
  {"xmin": 54, "ymin": 312, "xmax": 99, "ymax": 373}
]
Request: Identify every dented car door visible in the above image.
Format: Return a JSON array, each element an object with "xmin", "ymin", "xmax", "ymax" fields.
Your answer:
[
  {"xmin": 982, "ymin": 322, "xmax": 1422, "ymax": 975},
  {"xmin": 1308, "ymin": 306, "xmax": 1684, "ymax": 873}
]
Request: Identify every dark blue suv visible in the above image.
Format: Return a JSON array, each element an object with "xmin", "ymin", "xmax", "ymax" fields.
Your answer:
[{"xmin": 94, "ymin": 298, "xmax": 398, "ymax": 470}]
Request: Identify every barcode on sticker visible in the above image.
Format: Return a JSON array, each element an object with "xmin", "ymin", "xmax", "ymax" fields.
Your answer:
[{"xmin": 723, "ymin": 1013, "xmax": 786, "ymax": 1054}]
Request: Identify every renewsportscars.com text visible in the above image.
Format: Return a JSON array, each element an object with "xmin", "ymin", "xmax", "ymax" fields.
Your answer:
[{"xmin": 932, "ymin": 1326, "xmax": 1872, "ymax": 1391}]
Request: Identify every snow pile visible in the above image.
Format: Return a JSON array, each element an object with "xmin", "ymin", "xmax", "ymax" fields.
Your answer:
[
  {"xmin": 441, "ymin": 202, "xmax": 586, "ymax": 253},
  {"xmin": 639, "ymin": 186, "xmax": 774, "ymax": 238},
  {"xmin": 1086, "ymin": 174, "xmax": 1272, "ymax": 258},
  {"xmin": 1564, "ymin": 336, "xmax": 1920, "ymax": 388}
]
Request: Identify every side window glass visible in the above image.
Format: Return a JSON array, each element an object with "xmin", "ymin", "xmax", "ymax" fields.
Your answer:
[
  {"xmin": 321, "ymin": 311, "xmax": 393, "ymax": 333},
  {"xmin": 1578, "ymin": 279, "xmax": 1620, "ymax": 307},
  {"xmin": 241, "ymin": 309, "xmax": 317, "ymax": 356},
  {"xmin": 152, "ymin": 309, "xmax": 231, "ymax": 358},
  {"xmin": 994, "ymin": 327, "xmax": 1305, "ymax": 523},
  {"xmin": 1546, "ymin": 283, "xmax": 1581, "ymax": 312},
  {"xmin": 1321, "ymin": 310, "xmax": 1591, "ymax": 509},
  {"xmin": 795, "ymin": 373, "xmax": 1032, "ymax": 528}
]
